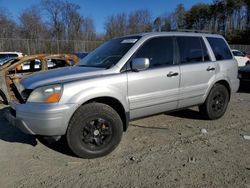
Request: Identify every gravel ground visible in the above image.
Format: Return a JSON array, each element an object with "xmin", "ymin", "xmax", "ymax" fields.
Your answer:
[{"xmin": 0, "ymin": 88, "xmax": 250, "ymax": 188}]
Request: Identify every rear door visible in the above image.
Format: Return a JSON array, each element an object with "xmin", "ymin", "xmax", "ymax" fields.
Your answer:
[
  {"xmin": 127, "ymin": 36, "xmax": 180, "ymax": 119},
  {"xmin": 176, "ymin": 36, "xmax": 215, "ymax": 108}
]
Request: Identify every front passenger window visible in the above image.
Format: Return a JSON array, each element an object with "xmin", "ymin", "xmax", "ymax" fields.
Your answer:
[{"xmin": 134, "ymin": 37, "xmax": 174, "ymax": 68}]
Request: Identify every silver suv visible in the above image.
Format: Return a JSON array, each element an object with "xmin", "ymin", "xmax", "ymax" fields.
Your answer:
[{"xmin": 5, "ymin": 32, "xmax": 239, "ymax": 158}]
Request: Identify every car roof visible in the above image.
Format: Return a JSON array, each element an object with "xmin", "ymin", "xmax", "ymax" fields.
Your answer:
[
  {"xmin": 15, "ymin": 54, "xmax": 47, "ymax": 61},
  {"xmin": 0, "ymin": 52, "xmax": 23, "ymax": 55}
]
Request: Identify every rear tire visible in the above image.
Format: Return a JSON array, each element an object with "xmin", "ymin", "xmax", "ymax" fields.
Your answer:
[
  {"xmin": 199, "ymin": 84, "xmax": 229, "ymax": 120},
  {"xmin": 66, "ymin": 103, "xmax": 123, "ymax": 158}
]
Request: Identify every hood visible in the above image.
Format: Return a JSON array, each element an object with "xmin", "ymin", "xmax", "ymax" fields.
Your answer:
[{"xmin": 21, "ymin": 66, "xmax": 105, "ymax": 89}]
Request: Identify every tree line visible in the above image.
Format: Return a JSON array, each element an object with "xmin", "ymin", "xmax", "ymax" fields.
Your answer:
[
  {"xmin": 105, "ymin": 0, "xmax": 250, "ymax": 44},
  {"xmin": 0, "ymin": 0, "xmax": 96, "ymax": 42},
  {"xmin": 172, "ymin": 0, "xmax": 250, "ymax": 44},
  {"xmin": 0, "ymin": 0, "xmax": 249, "ymax": 45}
]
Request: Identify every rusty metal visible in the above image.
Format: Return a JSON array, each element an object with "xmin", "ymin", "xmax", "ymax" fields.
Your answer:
[{"xmin": 0, "ymin": 54, "xmax": 79, "ymax": 103}]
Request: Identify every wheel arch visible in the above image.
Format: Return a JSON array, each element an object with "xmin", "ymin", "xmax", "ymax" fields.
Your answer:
[
  {"xmin": 214, "ymin": 80, "xmax": 231, "ymax": 100},
  {"xmin": 204, "ymin": 79, "xmax": 231, "ymax": 103},
  {"xmin": 70, "ymin": 96, "xmax": 129, "ymax": 132},
  {"xmin": 85, "ymin": 97, "xmax": 129, "ymax": 131}
]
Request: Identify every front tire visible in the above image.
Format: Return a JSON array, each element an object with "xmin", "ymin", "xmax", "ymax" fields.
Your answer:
[
  {"xmin": 199, "ymin": 84, "xmax": 229, "ymax": 120},
  {"xmin": 67, "ymin": 103, "xmax": 123, "ymax": 158}
]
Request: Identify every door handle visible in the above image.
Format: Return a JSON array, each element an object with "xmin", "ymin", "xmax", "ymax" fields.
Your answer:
[
  {"xmin": 206, "ymin": 66, "xmax": 215, "ymax": 71},
  {"xmin": 167, "ymin": 72, "xmax": 179, "ymax": 77}
]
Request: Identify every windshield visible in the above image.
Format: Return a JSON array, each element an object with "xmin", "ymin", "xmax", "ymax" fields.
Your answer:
[{"xmin": 78, "ymin": 36, "xmax": 141, "ymax": 68}]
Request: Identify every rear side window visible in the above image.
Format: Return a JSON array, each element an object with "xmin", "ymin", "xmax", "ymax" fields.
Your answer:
[
  {"xmin": 16, "ymin": 59, "xmax": 41, "ymax": 73},
  {"xmin": 48, "ymin": 59, "xmax": 68, "ymax": 70},
  {"xmin": 134, "ymin": 37, "xmax": 174, "ymax": 68},
  {"xmin": 176, "ymin": 37, "xmax": 209, "ymax": 64},
  {"xmin": 0, "ymin": 54, "xmax": 8, "ymax": 60},
  {"xmin": 8, "ymin": 54, "xmax": 18, "ymax": 58},
  {"xmin": 206, "ymin": 37, "xmax": 232, "ymax": 60},
  {"xmin": 232, "ymin": 50, "xmax": 245, "ymax": 57}
]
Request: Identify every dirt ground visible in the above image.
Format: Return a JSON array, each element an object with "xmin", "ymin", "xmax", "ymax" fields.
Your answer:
[{"xmin": 0, "ymin": 87, "xmax": 250, "ymax": 188}]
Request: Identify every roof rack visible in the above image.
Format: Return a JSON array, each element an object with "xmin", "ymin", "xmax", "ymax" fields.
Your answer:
[{"xmin": 173, "ymin": 29, "xmax": 216, "ymax": 34}]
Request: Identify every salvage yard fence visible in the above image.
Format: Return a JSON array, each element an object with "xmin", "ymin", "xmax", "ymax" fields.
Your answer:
[
  {"xmin": 0, "ymin": 38, "xmax": 104, "ymax": 54},
  {"xmin": 0, "ymin": 38, "xmax": 249, "ymax": 55},
  {"xmin": 230, "ymin": 44, "xmax": 250, "ymax": 53}
]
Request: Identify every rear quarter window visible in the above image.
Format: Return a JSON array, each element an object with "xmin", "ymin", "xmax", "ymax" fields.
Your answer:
[
  {"xmin": 206, "ymin": 37, "xmax": 233, "ymax": 61},
  {"xmin": 232, "ymin": 50, "xmax": 245, "ymax": 57}
]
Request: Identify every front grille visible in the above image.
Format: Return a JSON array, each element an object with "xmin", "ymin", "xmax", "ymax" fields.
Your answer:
[{"xmin": 21, "ymin": 89, "xmax": 33, "ymax": 103}]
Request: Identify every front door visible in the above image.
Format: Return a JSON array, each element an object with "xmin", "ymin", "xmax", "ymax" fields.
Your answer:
[{"xmin": 127, "ymin": 37, "xmax": 180, "ymax": 119}]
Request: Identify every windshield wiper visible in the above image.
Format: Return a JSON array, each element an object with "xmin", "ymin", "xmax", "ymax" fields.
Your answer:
[
  {"xmin": 78, "ymin": 65, "xmax": 95, "ymax": 67},
  {"xmin": 78, "ymin": 64, "xmax": 105, "ymax": 68}
]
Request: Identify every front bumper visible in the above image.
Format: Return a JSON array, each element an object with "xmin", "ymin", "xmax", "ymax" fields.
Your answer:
[{"xmin": 4, "ymin": 102, "xmax": 77, "ymax": 136}]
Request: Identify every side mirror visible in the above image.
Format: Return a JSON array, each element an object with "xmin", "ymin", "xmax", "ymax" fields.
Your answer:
[{"xmin": 131, "ymin": 58, "xmax": 150, "ymax": 72}]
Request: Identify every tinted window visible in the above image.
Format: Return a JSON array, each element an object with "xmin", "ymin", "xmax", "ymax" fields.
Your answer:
[
  {"xmin": 134, "ymin": 37, "xmax": 174, "ymax": 68},
  {"xmin": 8, "ymin": 54, "xmax": 18, "ymax": 58},
  {"xmin": 207, "ymin": 37, "xmax": 232, "ymax": 60},
  {"xmin": 0, "ymin": 54, "xmax": 8, "ymax": 60},
  {"xmin": 232, "ymin": 50, "xmax": 245, "ymax": 57},
  {"xmin": 177, "ymin": 37, "xmax": 208, "ymax": 64}
]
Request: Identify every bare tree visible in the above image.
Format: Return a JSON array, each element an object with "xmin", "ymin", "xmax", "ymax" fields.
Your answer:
[
  {"xmin": 174, "ymin": 4, "xmax": 186, "ymax": 30},
  {"xmin": 82, "ymin": 17, "xmax": 96, "ymax": 41},
  {"xmin": 128, "ymin": 9, "xmax": 152, "ymax": 34},
  {"xmin": 41, "ymin": 0, "xmax": 96, "ymax": 41},
  {"xmin": 161, "ymin": 14, "xmax": 172, "ymax": 31},
  {"xmin": 19, "ymin": 6, "xmax": 49, "ymax": 39},
  {"xmin": 104, "ymin": 9, "xmax": 153, "ymax": 38},
  {"xmin": 104, "ymin": 13, "xmax": 128, "ymax": 39},
  {"xmin": 153, "ymin": 17, "xmax": 161, "ymax": 32},
  {"xmin": 41, "ymin": 0, "xmax": 65, "ymax": 40},
  {"xmin": 0, "ymin": 8, "xmax": 18, "ymax": 38},
  {"xmin": 62, "ymin": 2, "xmax": 96, "ymax": 41},
  {"xmin": 245, "ymin": 0, "xmax": 250, "ymax": 29}
]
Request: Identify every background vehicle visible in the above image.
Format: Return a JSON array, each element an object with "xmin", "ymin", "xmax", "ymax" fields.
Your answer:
[
  {"xmin": 5, "ymin": 32, "xmax": 239, "ymax": 159},
  {"xmin": 0, "ymin": 57, "xmax": 15, "ymax": 66},
  {"xmin": 238, "ymin": 63, "xmax": 250, "ymax": 83},
  {"xmin": 0, "ymin": 54, "xmax": 79, "ymax": 103},
  {"xmin": 245, "ymin": 52, "xmax": 250, "ymax": 59},
  {"xmin": 0, "ymin": 52, "xmax": 24, "ymax": 66},
  {"xmin": 232, "ymin": 49, "xmax": 250, "ymax": 67}
]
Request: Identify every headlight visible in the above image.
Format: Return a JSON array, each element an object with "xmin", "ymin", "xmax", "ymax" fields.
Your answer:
[{"xmin": 27, "ymin": 84, "xmax": 63, "ymax": 103}]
